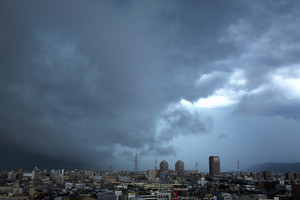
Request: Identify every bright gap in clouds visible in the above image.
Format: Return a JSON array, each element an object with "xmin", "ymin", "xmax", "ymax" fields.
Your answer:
[
  {"xmin": 180, "ymin": 95, "xmax": 236, "ymax": 109},
  {"xmin": 182, "ymin": 69, "xmax": 247, "ymax": 109},
  {"xmin": 272, "ymin": 75, "xmax": 300, "ymax": 100},
  {"xmin": 181, "ymin": 67, "xmax": 300, "ymax": 110}
]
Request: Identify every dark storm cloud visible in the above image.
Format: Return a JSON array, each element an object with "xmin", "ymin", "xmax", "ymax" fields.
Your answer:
[
  {"xmin": 235, "ymin": 89, "xmax": 300, "ymax": 120},
  {"xmin": 1, "ymin": 0, "xmax": 300, "ymax": 170},
  {"xmin": 207, "ymin": 1, "xmax": 300, "ymax": 121},
  {"xmin": 157, "ymin": 106, "xmax": 213, "ymax": 142}
]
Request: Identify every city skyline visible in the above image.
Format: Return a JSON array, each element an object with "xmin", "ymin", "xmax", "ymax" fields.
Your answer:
[
  {"xmin": 3, "ymin": 163, "xmax": 300, "ymax": 199},
  {"xmin": 1, "ymin": 1, "xmax": 300, "ymax": 171},
  {"xmin": 3, "ymin": 155, "xmax": 300, "ymax": 174}
]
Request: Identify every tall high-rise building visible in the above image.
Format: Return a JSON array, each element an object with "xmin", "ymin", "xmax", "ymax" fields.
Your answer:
[
  {"xmin": 8, "ymin": 171, "xmax": 16, "ymax": 180},
  {"xmin": 286, "ymin": 171, "xmax": 296, "ymax": 180},
  {"xmin": 292, "ymin": 181, "xmax": 300, "ymax": 200},
  {"xmin": 18, "ymin": 169, "xmax": 23, "ymax": 180},
  {"xmin": 32, "ymin": 167, "xmax": 40, "ymax": 180},
  {"xmin": 263, "ymin": 171, "xmax": 273, "ymax": 180},
  {"xmin": 175, "ymin": 160, "xmax": 185, "ymax": 175},
  {"xmin": 209, "ymin": 156, "xmax": 220, "ymax": 176},
  {"xmin": 159, "ymin": 160, "xmax": 169, "ymax": 173}
]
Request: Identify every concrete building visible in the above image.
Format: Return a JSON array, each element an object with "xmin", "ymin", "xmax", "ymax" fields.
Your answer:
[
  {"xmin": 209, "ymin": 156, "xmax": 220, "ymax": 176},
  {"xmin": 32, "ymin": 167, "xmax": 40, "ymax": 180},
  {"xmin": 18, "ymin": 169, "xmax": 23, "ymax": 180},
  {"xmin": 118, "ymin": 175, "xmax": 131, "ymax": 182},
  {"xmin": 156, "ymin": 192, "xmax": 171, "ymax": 200},
  {"xmin": 12, "ymin": 188, "xmax": 23, "ymax": 194},
  {"xmin": 29, "ymin": 187, "xmax": 35, "ymax": 198},
  {"xmin": 292, "ymin": 181, "xmax": 300, "ymax": 200},
  {"xmin": 97, "ymin": 193, "xmax": 116, "ymax": 200},
  {"xmin": 285, "ymin": 171, "xmax": 296, "ymax": 180},
  {"xmin": 263, "ymin": 171, "xmax": 273, "ymax": 180},
  {"xmin": 56, "ymin": 173, "xmax": 64, "ymax": 185},
  {"xmin": 8, "ymin": 171, "xmax": 16, "ymax": 180},
  {"xmin": 143, "ymin": 183, "xmax": 178, "ymax": 190},
  {"xmin": 147, "ymin": 169, "xmax": 156, "ymax": 181},
  {"xmin": 159, "ymin": 160, "xmax": 169, "ymax": 173},
  {"xmin": 175, "ymin": 160, "xmax": 184, "ymax": 175}
]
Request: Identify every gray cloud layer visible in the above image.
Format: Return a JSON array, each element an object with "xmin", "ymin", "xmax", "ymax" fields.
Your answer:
[{"xmin": 1, "ymin": 0, "xmax": 300, "ymax": 170}]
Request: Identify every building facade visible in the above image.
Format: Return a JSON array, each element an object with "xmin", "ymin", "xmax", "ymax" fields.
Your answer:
[
  {"xmin": 209, "ymin": 156, "xmax": 220, "ymax": 176},
  {"xmin": 159, "ymin": 160, "xmax": 169, "ymax": 173},
  {"xmin": 147, "ymin": 169, "xmax": 156, "ymax": 180},
  {"xmin": 263, "ymin": 171, "xmax": 273, "ymax": 180},
  {"xmin": 175, "ymin": 160, "xmax": 184, "ymax": 175}
]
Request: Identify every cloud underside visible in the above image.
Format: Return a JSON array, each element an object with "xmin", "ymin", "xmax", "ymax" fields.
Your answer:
[{"xmin": 0, "ymin": 0, "xmax": 300, "ymax": 169}]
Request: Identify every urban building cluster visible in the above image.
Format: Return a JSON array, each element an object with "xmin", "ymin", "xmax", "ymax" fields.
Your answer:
[{"xmin": 0, "ymin": 156, "xmax": 300, "ymax": 200}]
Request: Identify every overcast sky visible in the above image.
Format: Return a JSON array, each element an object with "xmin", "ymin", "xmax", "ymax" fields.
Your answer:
[{"xmin": 1, "ymin": 0, "xmax": 300, "ymax": 172}]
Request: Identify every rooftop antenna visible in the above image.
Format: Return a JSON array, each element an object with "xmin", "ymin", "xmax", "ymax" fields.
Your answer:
[{"xmin": 155, "ymin": 159, "xmax": 158, "ymax": 171}]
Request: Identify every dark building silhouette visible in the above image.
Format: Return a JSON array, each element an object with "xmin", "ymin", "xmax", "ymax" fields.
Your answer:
[
  {"xmin": 159, "ymin": 160, "xmax": 168, "ymax": 173},
  {"xmin": 292, "ymin": 181, "xmax": 300, "ymax": 200},
  {"xmin": 175, "ymin": 160, "xmax": 184, "ymax": 175},
  {"xmin": 263, "ymin": 171, "xmax": 273, "ymax": 180},
  {"xmin": 18, "ymin": 169, "xmax": 23, "ymax": 180},
  {"xmin": 285, "ymin": 171, "xmax": 296, "ymax": 180},
  {"xmin": 209, "ymin": 156, "xmax": 220, "ymax": 176}
]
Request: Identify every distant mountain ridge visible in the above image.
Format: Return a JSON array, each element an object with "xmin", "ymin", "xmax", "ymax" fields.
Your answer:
[{"xmin": 247, "ymin": 162, "xmax": 300, "ymax": 173}]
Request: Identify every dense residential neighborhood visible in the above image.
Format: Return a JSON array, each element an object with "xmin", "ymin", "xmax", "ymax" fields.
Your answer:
[{"xmin": 0, "ymin": 158, "xmax": 300, "ymax": 199}]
